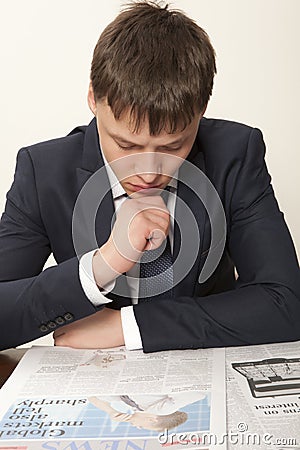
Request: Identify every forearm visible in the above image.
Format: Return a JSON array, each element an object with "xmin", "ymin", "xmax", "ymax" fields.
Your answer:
[
  {"xmin": 53, "ymin": 307, "xmax": 124, "ymax": 348},
  {"xmin": 134, "ymin": 283, "xmax": 300, "ymax": 352},
  {"xmin": 0, "ymin": 257, "xmax": 96, "ymax": 350}
]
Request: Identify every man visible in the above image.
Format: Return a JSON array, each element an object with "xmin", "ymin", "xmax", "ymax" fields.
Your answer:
[
  {"xmin": 0, "ymin": 1, "xmax": 299, "ymax": 352},
  {"xmin": 89, "ymin": 392, "xmax": 205, "ymax": 416},
  {"xmin": 88, "ymin": 392, "xmax": 206, "ymax": 431}
]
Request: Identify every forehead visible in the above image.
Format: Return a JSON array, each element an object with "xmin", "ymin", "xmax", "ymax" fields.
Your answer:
[{"xmin": 97, "ymin": 99, "xmax": 199, "ymax": 144}]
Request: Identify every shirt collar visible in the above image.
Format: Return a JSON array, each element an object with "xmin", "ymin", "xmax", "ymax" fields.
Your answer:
[{"xmin": 101, "ymin": 149, "xmax": 178, "ymax": 200}]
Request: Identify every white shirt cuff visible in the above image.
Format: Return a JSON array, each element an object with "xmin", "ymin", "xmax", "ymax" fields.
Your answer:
[
  {"xmin": 121, "ymin": 306, "xmax": 143, "ymax": 350},
  {"xmin": 79, "ymin": 249, "xmax": 115, "ymax": 307}
]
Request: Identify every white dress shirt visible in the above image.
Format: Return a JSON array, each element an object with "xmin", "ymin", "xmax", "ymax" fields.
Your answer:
[{"xmin": 79, "ymin": 154, "xmax": 177, "ymax": 351}]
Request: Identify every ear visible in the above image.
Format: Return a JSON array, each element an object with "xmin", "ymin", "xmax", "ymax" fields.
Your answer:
[{"xmin": 87, "ymin": 82, "xmax": 97, "ymax": 115}]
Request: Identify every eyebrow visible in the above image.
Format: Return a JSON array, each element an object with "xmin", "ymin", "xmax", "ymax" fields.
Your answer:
[{"xmin": 110, "ymin": 133, "xmax": 184, "ymax": 147}]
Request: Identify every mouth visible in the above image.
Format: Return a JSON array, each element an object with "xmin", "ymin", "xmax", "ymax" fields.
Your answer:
[{"xmin": 128, "ymin": 183, "xmax": 163, "ymax": 192}]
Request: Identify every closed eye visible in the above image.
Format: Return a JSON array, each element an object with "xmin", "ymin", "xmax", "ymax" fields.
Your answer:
[
  {"xmin": 159, "ymin": 146, "xmax": 181, "ymax": 152},
  {"xmin": 116, "ymin": 141, "xmax": 140, "ymax": 150}
]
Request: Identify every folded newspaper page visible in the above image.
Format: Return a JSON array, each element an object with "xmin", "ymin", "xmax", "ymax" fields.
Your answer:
[
  {"xmin": 0, "ymin": 346, "xmax": 226, "ymax": 450},
  {"xmin": 226, "ymin": 340, "xmax": 300, "ymax": 450}
]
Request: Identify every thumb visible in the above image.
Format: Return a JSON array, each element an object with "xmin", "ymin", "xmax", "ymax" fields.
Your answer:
[{"xmin": 144, "ymin": 229, "xmax": 167, "ymax": 251}]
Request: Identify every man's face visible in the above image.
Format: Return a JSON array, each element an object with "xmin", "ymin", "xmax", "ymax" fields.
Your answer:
[{"xmin": 89, "ymin": 95, "xmax": 201, "ymax": 196}]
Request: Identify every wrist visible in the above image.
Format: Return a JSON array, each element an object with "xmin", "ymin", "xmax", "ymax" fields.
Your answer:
[
  {"xmin": 92, "ymin": 243, "xmax": 119, "ymax": 288},
  {"xmin": 92, "ymin": 239, "xmax": 132, "ymax": 288}
]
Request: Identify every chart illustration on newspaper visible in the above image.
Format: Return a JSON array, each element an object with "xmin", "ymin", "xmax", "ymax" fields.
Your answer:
[{"xmin": 0, "ymin": 346, "xmax": 226, "ymax": 450}]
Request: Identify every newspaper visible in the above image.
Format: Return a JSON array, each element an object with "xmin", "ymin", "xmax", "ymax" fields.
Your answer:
[
  {"xmin": 226, "ymin": 340, "xmax": 300, "ymax": 450},
  {"xmin": 0, "ymin": 346, "xmax": 226, "ymax": 450}
]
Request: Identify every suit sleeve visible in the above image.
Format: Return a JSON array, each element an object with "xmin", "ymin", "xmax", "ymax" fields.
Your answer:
[
  {"xmin": 0, "ymin": 148, "xmax": 96, "ymax": 350},
  {"xmin": 133, "ymin": 128, "xmax": 300, "ymax": 352}
]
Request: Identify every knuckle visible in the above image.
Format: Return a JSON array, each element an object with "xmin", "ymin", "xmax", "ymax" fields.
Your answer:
[
  {"xmin": 55, "ymin": 337, "xmax": 65, "ymax": 346},
  {"xmin": 133, "ymin": 212, "xmax": 145, "ymax": 228}
]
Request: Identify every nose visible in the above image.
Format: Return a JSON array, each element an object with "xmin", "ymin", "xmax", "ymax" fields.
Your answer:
[
  {"xmin": 134, "ymin": 152, "xmax": 161, "ymax": 182},
  {"xmin": 139, "ymin": 172, "xmax": 159, "ymax": 183}
]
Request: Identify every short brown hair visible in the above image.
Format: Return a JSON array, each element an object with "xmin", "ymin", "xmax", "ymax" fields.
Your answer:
[{"xmin": 91, "ymin": 1, "xmax": 216, "ymax": 135}]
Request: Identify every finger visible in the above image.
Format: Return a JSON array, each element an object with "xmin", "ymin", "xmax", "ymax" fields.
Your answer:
[
  {"xmin": 134, "ymin": 195, "xmax": 168, "ymax": 210},
  {"xmin": 129, "ymin": 189, "xmax": 164, "ymax": 200},
  {"xmin": 53, "ymin": 330, "xmax": 66, "ymax": 340},
  {"xmin": 120, "ymin": 199, "xmax": 170, "ymax": 229},
  {"xmin": 54, "ymin": 335, "xmax": 67, "ymax": 347},
  {"xmin": 144, "ymin": 228, "xmax": 167, "ymax": 250},
  {"xmin": 138, "ymin": 194, "xmax": 169, "ymax": 211},
  {"xmin": 142, "ymin": 207, "xmax": 170, "ymax": 220},
  {"xmin": 143, "ymin": 211, "xmax": 170, "ymax": 231},
  {"xmin": 134, "ymin": 206, "xmax": 170, "ymax": 227}
]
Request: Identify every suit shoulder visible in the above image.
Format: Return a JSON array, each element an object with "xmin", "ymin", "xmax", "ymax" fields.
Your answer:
[
  {"xmin": 200, "ymin": 116, "xmax": 255, "ymax": 135},
  {"xmin": 23, "ymin": 125, "xmax": 87, "ymax": 167},
  {"xmin": 199, "ymin": 117, "xmax": 263, "ymax": 162}
]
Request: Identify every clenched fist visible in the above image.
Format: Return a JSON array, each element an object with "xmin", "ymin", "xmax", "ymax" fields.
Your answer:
[{"xmin": 92, "ymin": 191, "xmax": 170, "ymax": 288}]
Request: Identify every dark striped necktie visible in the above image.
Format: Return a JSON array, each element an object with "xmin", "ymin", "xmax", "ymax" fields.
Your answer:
[{"xmin": 138, "ymin": 188, "xmax": 173, "ymax": 302}]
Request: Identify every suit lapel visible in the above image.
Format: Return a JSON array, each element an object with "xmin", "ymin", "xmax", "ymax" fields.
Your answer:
[
  {"xmin": 173, "ymin": 138, "xmax": 208, "ymax": 297},
  {"xmin": 75, "ymin": 118, "xmax": 115, "ymax": 251},
  {"xmin": 75, "ymin": 118, "xmax": 131, "ymax": 307}
]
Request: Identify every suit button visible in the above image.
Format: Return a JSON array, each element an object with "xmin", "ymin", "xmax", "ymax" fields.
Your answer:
[
  {"xmin": 63, "ymin": 312, "xmax": 73, "ymax": 322},
  {"xmin": 39, "ymin": 324, "xmax": 48, "ymax": 333},
  {"xmin": 47, "ymin": 321, "xmax": 57, "ymax": 329},
  {"xmin": 55, "ymin": 316, "xmax": 65, "ymax": 325}
]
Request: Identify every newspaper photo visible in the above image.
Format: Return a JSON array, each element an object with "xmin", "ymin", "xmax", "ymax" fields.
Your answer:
[
  {"xmin": 0, "ymin": 346, "xmax": 226, "ymax": 450},
  {"xmin": 226, "ymin": 340, "xmax": 300, "ymax": 450}
]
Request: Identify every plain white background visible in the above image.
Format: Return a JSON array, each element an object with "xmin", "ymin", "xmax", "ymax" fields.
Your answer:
[{"xmin": 0, "ymin": 1, "xmax": 299, "ymax": 345}]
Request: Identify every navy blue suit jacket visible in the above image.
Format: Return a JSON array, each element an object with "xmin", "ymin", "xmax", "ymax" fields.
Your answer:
[{"xmin": 0, "ymin": 118, "xmax": 299, "ymax": 351}]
